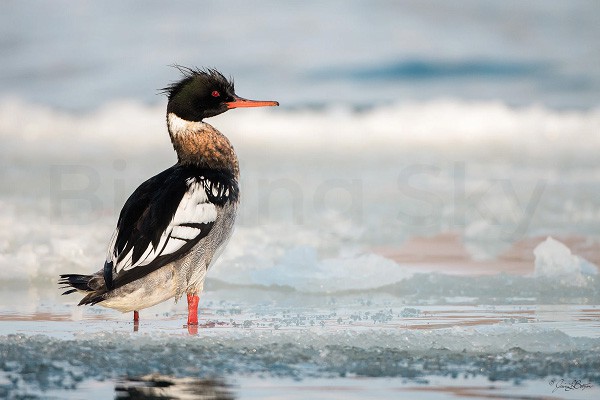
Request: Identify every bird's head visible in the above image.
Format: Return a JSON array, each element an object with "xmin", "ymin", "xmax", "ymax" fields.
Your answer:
[{"xmin": 162, "ymin": 66, "xmax": 278, "ymax": 121}]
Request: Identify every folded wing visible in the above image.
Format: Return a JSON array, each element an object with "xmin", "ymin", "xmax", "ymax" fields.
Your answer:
[{"xmin": 102, "ymin": 166, "xmax": 236, "ymax": 292}]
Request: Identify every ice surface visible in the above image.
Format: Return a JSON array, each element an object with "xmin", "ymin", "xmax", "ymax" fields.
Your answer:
[
  {"xmin": 2, "ymin": 288, "xmax": 599, "ymax": 396},
  {"xmin": 1, "ymin": 324, "xmax": 599, "ymax": 398}
]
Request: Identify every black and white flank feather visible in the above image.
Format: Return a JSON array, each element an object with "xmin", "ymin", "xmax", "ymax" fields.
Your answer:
[
  {"xmin": 60, "ymin": 165, "xmax": 238, "ymax": 305},
  {"xmin": 105, "ymin": 166, "xmax": 237, "ymax": 290}
]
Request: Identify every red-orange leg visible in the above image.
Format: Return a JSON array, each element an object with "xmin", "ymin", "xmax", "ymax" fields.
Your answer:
[{"xmin": 187, "ymin": 294, "xmax": 199, "ymax": 326}]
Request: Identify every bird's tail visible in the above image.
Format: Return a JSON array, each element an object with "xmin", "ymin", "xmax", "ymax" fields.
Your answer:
[{"xmin": 58, "ymin": 274, "xmax": 95, "ymax": 295}]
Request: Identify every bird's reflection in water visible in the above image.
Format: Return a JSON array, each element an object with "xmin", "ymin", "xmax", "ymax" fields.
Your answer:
[{"xmin": 115, "ymin": 374, "xmax": 235, "ymax": 400}]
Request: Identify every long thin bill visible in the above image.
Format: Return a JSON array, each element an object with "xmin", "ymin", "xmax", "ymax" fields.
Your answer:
[{"xmin": 226, "ymin": 96, "xmax": 279, "ymax": 109}]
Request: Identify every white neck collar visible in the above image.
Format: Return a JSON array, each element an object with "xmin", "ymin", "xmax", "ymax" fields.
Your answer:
[{"xmin": 167, "ymin": 113, "xmax": 207, "ymax": 136}]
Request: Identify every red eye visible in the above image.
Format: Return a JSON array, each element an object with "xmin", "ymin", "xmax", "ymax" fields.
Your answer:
[{"xmin": 211, "ymin": 90, "xmax": 220, "ymax": 97}]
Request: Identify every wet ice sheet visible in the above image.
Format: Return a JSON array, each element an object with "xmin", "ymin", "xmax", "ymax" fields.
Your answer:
[
  {"xmin": 1, "ymin": 323, "xmax": 599, "ymax": 399},
  {"xmin": 1, "ymin": 286, "xmax": 599, "ymax": 399},
  {"xmin": 1, "ymin": 245, "xmax": 599, "ymax": 399},
  {"xmin": 2, "ymin": 300, "xmax": 600, "ymax": 342},
  {"xmin": 2, "ymin": 283, "xmax": 600, "ymax": 338}
]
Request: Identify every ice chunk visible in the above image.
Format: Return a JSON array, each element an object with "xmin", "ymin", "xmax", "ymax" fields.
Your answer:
[
  {"xmin": 254, "ymin": 246, "xmax": 413, "ymax": 292},
  {"xmin": 533, "ymin": 237, "xmax": 598, "ymax": 285}
]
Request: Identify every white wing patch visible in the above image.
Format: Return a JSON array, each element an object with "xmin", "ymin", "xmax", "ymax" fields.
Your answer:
[{"xmin": 107, "ymin": 178, "xmax": 217, "ymax": 273}]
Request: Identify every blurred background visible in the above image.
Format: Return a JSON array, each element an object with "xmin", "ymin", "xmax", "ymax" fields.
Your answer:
[
  {"xmin": 1, "ymin": 0, "xmax": 599, "ymax": 283},
  {"xmin": 1, "ymin": 0, "xmax": 599, "ymax": 109},
  {"xmin": 1, "ymin": 1, "xmax": 600, "ymax": 398}
]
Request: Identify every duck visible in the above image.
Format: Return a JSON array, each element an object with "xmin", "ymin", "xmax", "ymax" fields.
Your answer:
[{"xmin": 59, "ymin": 67, "xmax": 278, "ymax": 327}]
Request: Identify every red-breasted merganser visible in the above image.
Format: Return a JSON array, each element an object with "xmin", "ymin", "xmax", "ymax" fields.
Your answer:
[{"xmin": 59, "ymin": 67, "xmax": 278, "ymax": 327}]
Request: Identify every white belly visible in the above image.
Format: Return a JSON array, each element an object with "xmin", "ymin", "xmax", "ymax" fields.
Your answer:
[
  {"xmin": 100, "ymin": 267, "xmax": 179, "ymax": 313},
  {"xmin": 100, "ymin": 285, "xmax": 176, "ymax": 313}
]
